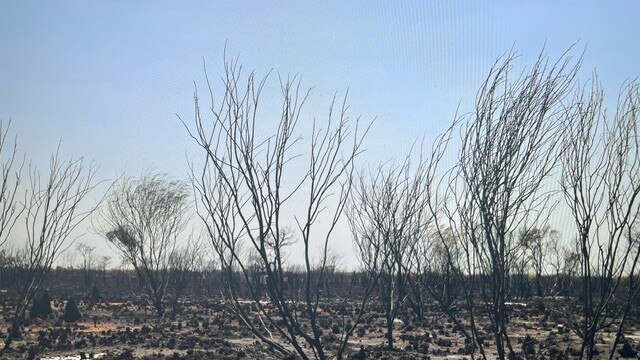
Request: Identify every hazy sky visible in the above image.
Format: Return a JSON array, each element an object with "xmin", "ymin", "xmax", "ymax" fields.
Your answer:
[{"xmin": 1, "ymin": 1, "xmax": 639, "ymax": 268}]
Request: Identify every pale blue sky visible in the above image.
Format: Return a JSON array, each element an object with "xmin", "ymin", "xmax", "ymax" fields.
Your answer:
[{"xmin": 1, "ymin": 1, "xmax": 639, "ymax": 267}]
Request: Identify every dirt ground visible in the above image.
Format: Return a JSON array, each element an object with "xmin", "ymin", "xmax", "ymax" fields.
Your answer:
[{"xmin": 1, "ymin": 298, "xmax": 639, "ymax": 359}]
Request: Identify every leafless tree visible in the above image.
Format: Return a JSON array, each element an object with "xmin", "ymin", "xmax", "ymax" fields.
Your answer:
[
  {"xmin": 4, "ymin": 147, "xmax": 99, "ymax": 349},
  {"xmin": 414, "ymin": 227, "xmax": 469, "ymax": 335},
  {"xmin": 76, "ymin": 242, "xmax": 96, "ymax": 286},
  {"xmin": 0, "ymin": 247, "xmax": 25, "ymax": 290},
  {"xmin": 404, "ymin": 233, "xmax": 428, "ymax": 323},
  {"xmin": 510, "ymin": 230, "xmax": 532, "ymax": 299},
  {"xmin": 93, "ymin": 254, "xmax": 111, "ymax": 285},
  {"xmin": 426, "ymin": 48, "xmax": 580, "ymax": 359},
  {"xmin": 182, "ymin": 54, "xmax": 375, "ymax": 359},
  {"xmin": 516, "ymin": 225, "xmax": 558, "ymax": 297},
  {"xmin": 319, "ymin": 250, "xmax": 342, "ymax": 298},
  {"xmin": 348, "ymin": 154, "xmax": 430, "ymax": 350},
  {"xmin": 97, "ymin": 174, "xmax": 189, "ymax": 317},
  {"xmin": 0, "ymin": 120, "xmax": 23, "ymax": 250},
  {"xmin": 561, "ymin": 76, "xmax": 640, "ymax": 359},
  {"xmin": 168, "ymin": 234, "xmax": 204, "ymax": 315},
  {"xmin": 60, "ymin": 250, "xmax": 78, "ymax": 270}
]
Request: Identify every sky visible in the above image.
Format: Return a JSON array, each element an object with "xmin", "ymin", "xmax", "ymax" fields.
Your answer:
[{"xmin": 1, "ymin": 1, "xmax": 639, "ymax": 269}]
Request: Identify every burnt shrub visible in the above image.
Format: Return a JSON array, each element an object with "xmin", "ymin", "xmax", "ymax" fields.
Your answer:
[
  {"xmin": 522, "ymin": 335, "xmax": 536, "ymax": 355},
  {"xmin": 349, "ymin": 346, "xmax": 367, "ymax": 360},
  {"xmin": 117, "ymin": 348, "xmax": 134, "ymax": 359},
  {"xmin": 63, "ymin": 297, "xmax": 82, "ymax": 323},
  {"xmin": 37, "ymin": 331, "xmax": 51, "ymax": 348},
  {"xmin": 27, "ymin": 346, "xmax": 38, "ymax": 360},
  {"xmin": 619, "ymin": 343, "xmax": 638, "ymax": 358},
  {"xmin": 435, "ymin": 338, "xmax": 452, "ymax": 348},
  {"xmin": 74, "ymin": 337, "xmax": 88, "ymax": 349},
  {"xmin": 30, "ymin": 291, "xmax": 53, "ymax": 319},
  {"xmin": 90, "ymin": 285, "xmax": 101, "ymax": 301},
  {"xmin": 167, "ymin": 337, "xmax": 176, "ymax": 349}
]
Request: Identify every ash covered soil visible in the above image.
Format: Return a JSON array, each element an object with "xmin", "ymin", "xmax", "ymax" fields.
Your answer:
[{"xmin": 1, "ymin": 298, "xmax": 639, "ymax": 359}]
